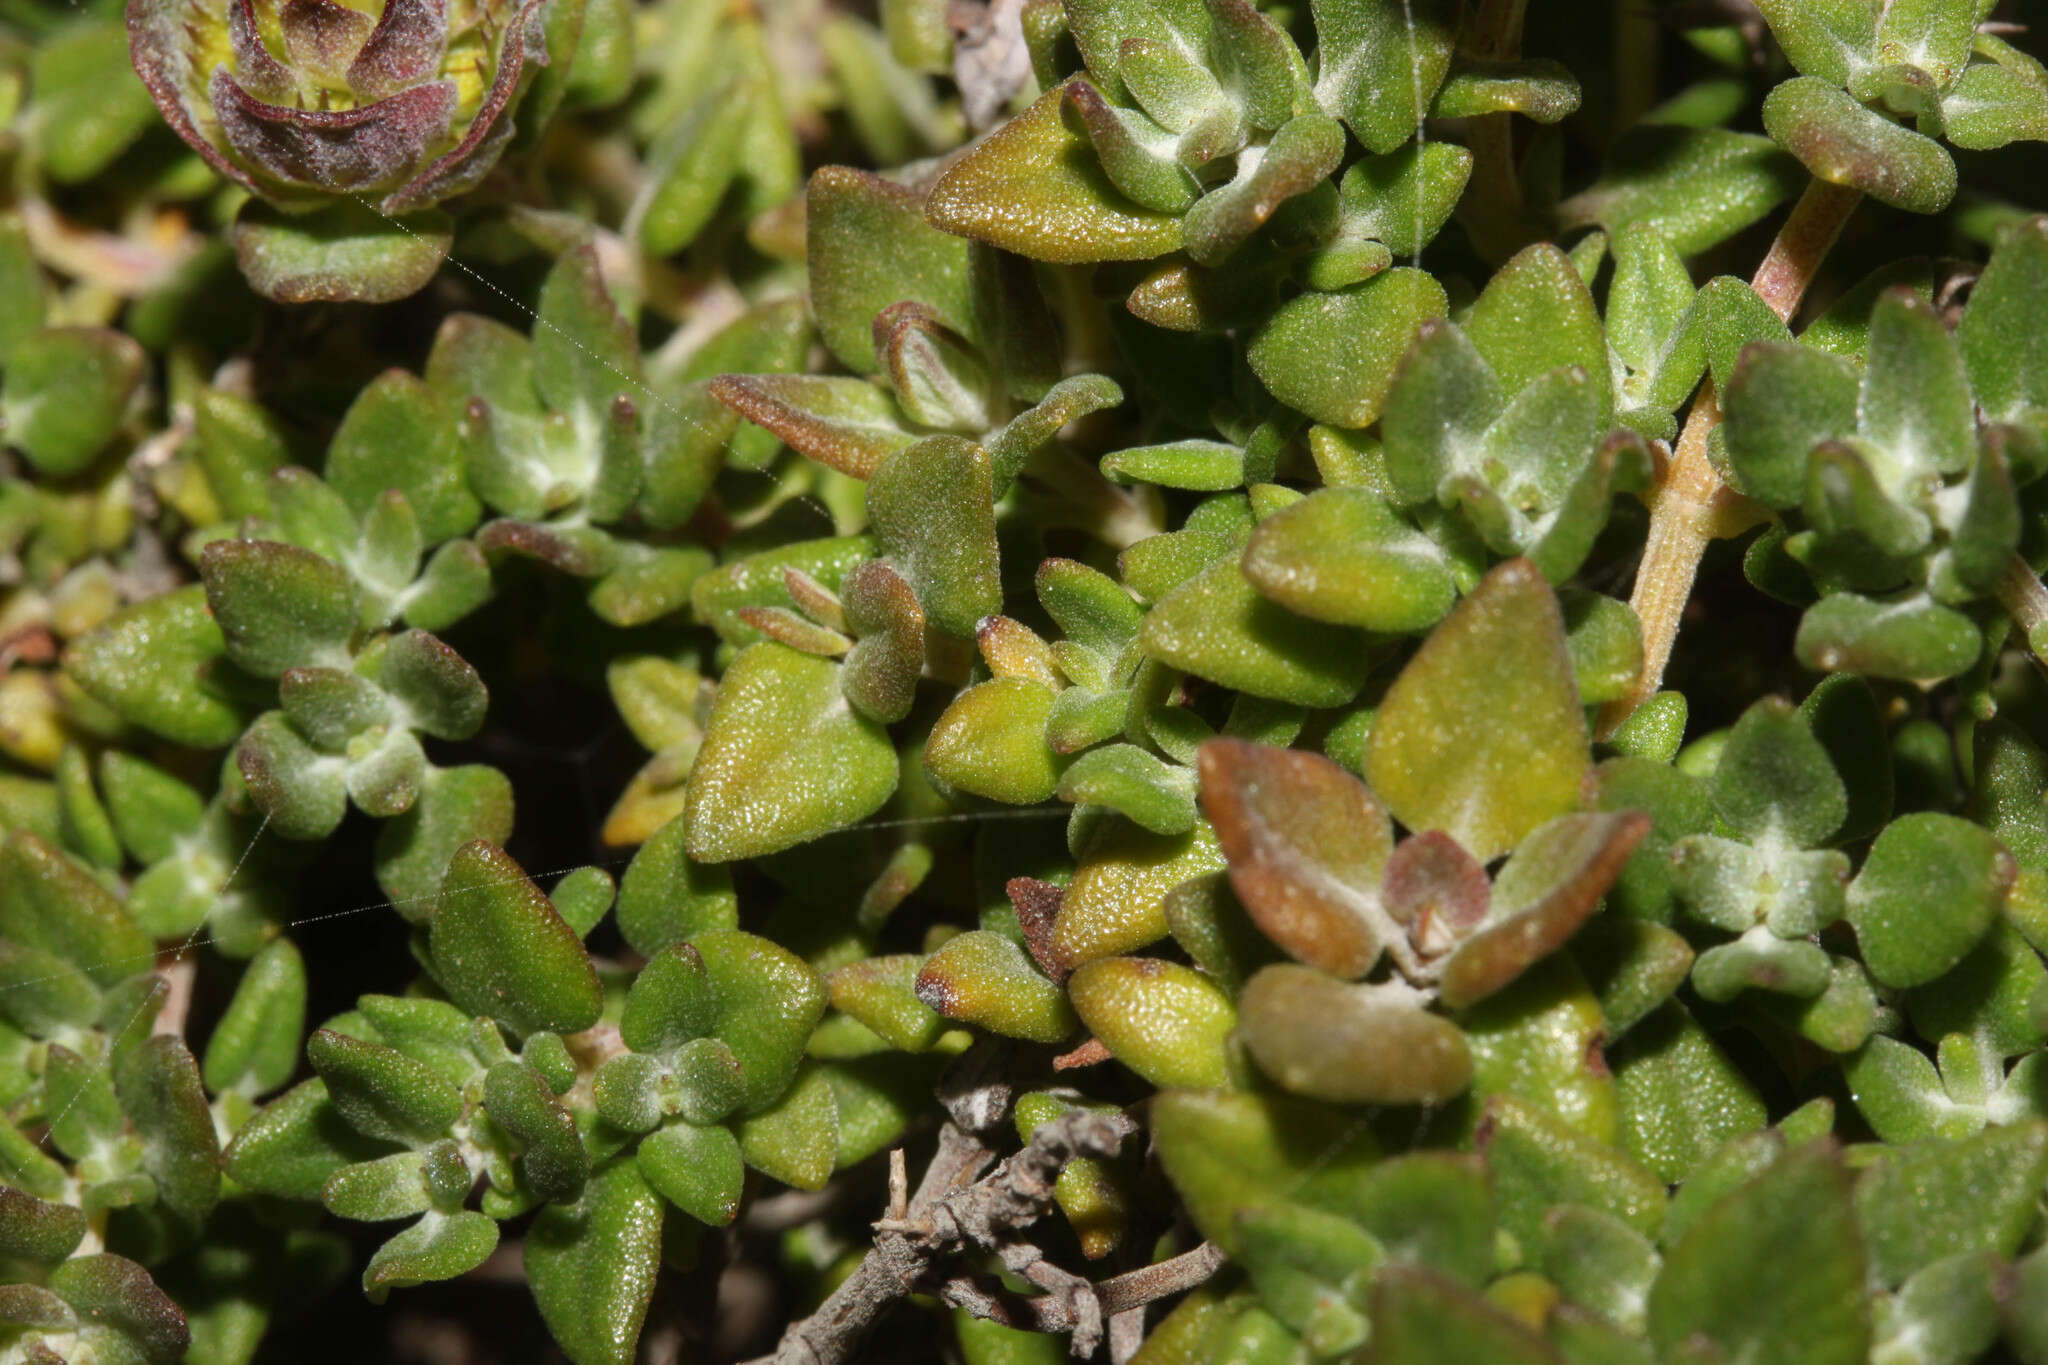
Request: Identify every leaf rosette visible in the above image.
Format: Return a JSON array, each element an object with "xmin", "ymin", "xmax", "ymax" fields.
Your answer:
[{"xmin": 129, "ymin": 0, "xmax": 549, "ymax": 214}]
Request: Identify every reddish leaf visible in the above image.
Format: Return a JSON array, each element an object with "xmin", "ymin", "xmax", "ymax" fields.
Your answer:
[{"xmin": 1196, "ymin": 737, "xmax": 1398, "ymax": 979}]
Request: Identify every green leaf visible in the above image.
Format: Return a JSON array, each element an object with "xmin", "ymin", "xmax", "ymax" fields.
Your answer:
[
  {"xmin": 1849, "ymin": 813, "xmax": 2013, "ymax": 988},
  {"xmin": 1752, "ymin": 0, "xmax": 1880, "ymax": 87},
  {"xmin": 1907, "ymin": 920, "xmax": 2047, "ymax": 1059},
  {"xmin": 41, "ymin": 762, "xmax": 111, "ymax": 877},
  {"xmin": 307, "ymin": 1030, "xmax": 462, "ymax": 1148},
  {"xmin": 1795, "ymin": 591, "xmax": 1982, "ymax": 682},
  {"xmin": 1798, "ymin": 674, "xmax": 1893, "ymax": 843},
  {"xmin": 326, "ymin": 371, "xmax": 480, "ymax": 546},
  {"xmin": 1574, "ymin": 918, "xmax": 1695, "ymax": 1038},
  {"xmin": 694, "ymin": 929, "xmax": 828, "ymax": 1112},
  {"xmin": 1432, "ymin": 56, "xmax": 1580, "ymax": 122},
  {"xmin": 841, "ymin": 560, "xmax": 927, "ymax": 725},
  {"xmin": 190, "ymin": 388, "xmax": 290, "ymax": 520},
  {"xmin": 324, "ymin": 1150, "xmax": 435, "ymax": 1222},
  {"xmin": 30, "ymin": 21, "xmax": 158, "ymax": 183},
  {"xmin": 806, "ymin": 167, "xmax": 974, "ymax": 372},
  {"xmin": 405, "ymin": 539, "xmax": 495, "ymax": 633},
  {"xmin": 925, "ymin": 678, "xmax": 1066, "ymax": 804},
  {"xmin": 376, "ymin": 764, "xmax": 516, "ymax": 919},
  {"xmin": 1762, "ymin": 76, "xmax": 1957, "ymax": 214},
  {"xmin": 235, "ymin": 710, "xmax": 347, "ymax": 841},
  {"xmin": 1943, "ymin": 59, "xmax": 2048, "ymax": 150},
  {"xmin": 1481, "ymin": 1093, "xmax": 1666, "ymax": 1256},
  {"xmin": 1102, "ymin": 439, "xmax": 1248, "ymax": 492},
  {"xmin": 1647, "ymin": 1141, "xmax": 1869, "ymax": 1365},
  {"xmin": 1382, "ymin": 319, "xmax": 1506, "ymax": 506},
  {"xmin": 620, "ymin": 943, "xmax": 716, "ymax": 1054},
  {"xmin": 1467, "ymin": 244, "xmax": 1612, "ymax": 417},
  {"xmin": 534, "ymin": 245, "xmax": 642, "ymax": 432},
  {"xmin": 684, "ymin": 643, "xmax": 898, "ymax": 861},
  {"xmin": 1720, "ymin": 342, "xmax": 1860, "ymax": 507},
  {"xmin": 1140, "ymin": 556, "xmax": 1372, "ymax": 707},
  {"xmin": 867, "ymin": 436, "xmax": 1002, "ymax": 638},
  {"xmin": 1711, "ymin": 696, "xmax": 1847, "ymax": 846},
  {"xmin": 736, "ymin": 1062, "xmax": 839, "ymax": 1189},
  {"xmin": 65, "ymin": 585, "xmax": 249, "ymax": 747},
  {"xmin": 915, "ymin": 929, "xmax": 1076, "ymax": 1043},
  {"xmin": 1542, "ymin": 1205, "xmax": 1661, "ymax": 1335},
  {"xmin": 1148, "ymin": 1090, "xmax": 1381, "ymax": 1255},
  {"xmin": 1959, "ymin": 216, "xmax": 2048, "ymax": 427},
  {"xmin": 222, "ymin": 1079, "xmax": 402, "ymax": 1200},
  {"xmin": 638, "ymin": 1120, "xmax": 744, "ymax": 1226},
  {"xmin": 709, "ymin": 373, "xmax": 917, "ymax": 481},
  {"xmin": 1240, "ymin": 487, "xmax": 1457, "ymax": 633},
  {"xmin": 1855, "ymin": 1121, "xmax": 2048, "ymax": 1287},
  {"xmin": 45, "ymin": 1254, "xmax": 189, "ymax": 1363},
  {"xmin": 429, "ymin": 842, "xmax": 602, "ymax": 1037},
  {"xmin": 1309, "ymin": 0, "xmax": 1458, "ymax": 154},
  {"xmin": 927, "ymin": 81, "xmax": 1183, "ymax": 263},
  {"xmin": 1068, "ymin": 956, "xmax": 1236, "ymax": 1088},
  {"xmin": 1248, "ymin": 267, "xmax": 1448, "ymax": 428},
  {"xmin": 1050, "ymin": 819, "xmax": 1226, "ymax": 969},
  {"xmin": 363, "ymin": 1211, "xmax": 498, "ymax": 1303},
  {"xmin": 1559, "ymin": 127, "xmax": 1805, "ymax": 258},
  {"xmin": 231, "ymin": 198, "xmax": 452, "ymax": 306},
  {"xmin": 1610, "ymin": 1003, "xmax": 1769, "ymax": 1182},
  {"xmin": 1874, "ymin": 1249, "xmax": 2001, "ymax": 1365},
  {"xmin": 0, "ymin": 832, "xmax": 152, "ymax": 988},
  {"xmin": 1184, "ymin": 113, "xmax": 1345, "ymax": 266},
  {"xmin": 200, "ymin": 539, "xmax": 358, "ymax": 678},
  {"xmin": 616, "ymin": 816, "xmax": 738, "ymax": 956},
  {"xmin": 1862, "ymin": 287, "xmax": 1976, "ymax": 486},
  {"xmin": 1336, "ymin": 142, "xmax": 1473, "ymax": 258},
  {"xmin": 827, "ymin": 955, "xmax": 947, "ymax": 1053},
  {"xmin": 378, "ymin": 631, "xmax": 489, "ymax": 742},
  {"xmin": 115, "ymin": 1035, "xmax": 222, "ymax": 1220},
  {"xmin": 1456, "ymin": 958, "xmax": 1617, "ymax": 1144},
  {"xmin": 0, "ymin": 1186, "xmax": 87, "ymax": 1268},
  {"xmin": 0, "ymin": 327, "xmax": 143, "ymax": 476},
  {"xmin": 0, "ymin": 939, "xmax": 101, "ymax": 1037},
  {"xmin": 1239, "ymin": 964, "xmax": 1471, "ymax": 1104},
  {"xmin": 484, "ymin": 1061, "xmax": 590, "ymax": 1204},
  {"xmin": 1609, "ymin": 222, "xmax": 1697, "ymax": 379},
  {"xmin": 1374, "ymin": 1266, "xmax": 1565, "ymax": 1363},
  {"xmin": 1057, "ymin": 745, "xmax": 1198, "ymax": 835},
  {"xmin": 1562, "ymin": 592, "xmax": 1646, "ymax": 707},
  {"xmin": 1366, "ymin": 559, "xmax": 1588, "ymax": 863}
]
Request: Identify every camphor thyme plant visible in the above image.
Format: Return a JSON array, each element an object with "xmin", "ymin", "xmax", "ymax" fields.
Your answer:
[{"xmin": 6, "ymin": 0, "xmax": 2048, "ymax": 1361}]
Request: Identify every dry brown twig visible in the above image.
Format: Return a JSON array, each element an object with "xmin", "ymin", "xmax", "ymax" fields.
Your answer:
[{"xmin": 752, "ymin": 1102, "xmax": 1221, "ymax": 1365}]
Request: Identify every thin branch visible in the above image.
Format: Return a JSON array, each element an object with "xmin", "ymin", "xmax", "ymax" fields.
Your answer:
[
  {"xmin": 1612, "ymin": 0, "xmax": 1661, "ymax": 131},
  {"xmin": 1456, "ymin": 0, "xmax": 1540, "ymax": 265},
  {"xmin": 941, "ymin": 1242, "xmax": 1230, "ymax": 1337},
  {"xmin": 1599, "ymin": 177, "xmax": 1863, "ymax": 736},
  {"xmin": 152, "ymin": 950, "xmax": 199, "ymax": 1040},
  {"xmin": 752, "ymin": 1112, "xmax": 1136, "ymax": 1365}
]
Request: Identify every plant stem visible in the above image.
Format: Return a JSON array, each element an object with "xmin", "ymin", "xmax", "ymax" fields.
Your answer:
[
  {"xmin": 1998, "ymin": 553, "xmax": 2048, "ymax": 669},
  {"xmin": 1613, "ymin": 0, "xmax": 1659, "ymax": 131},
  {"xmin": 1457, "ymin": 0, "xmax": 1538, "ymax": 265},
  {"xmin": 1599, "ymin": 178, "xmax": 1863, "ymax": 737}
]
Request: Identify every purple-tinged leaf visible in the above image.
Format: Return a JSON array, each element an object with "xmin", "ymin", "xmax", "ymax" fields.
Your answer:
[
  {"xmin": 347, "ymin": 0, "xmax": 448, "ymax": 101},
  {"xmin": 1196, "ymin": 737, "xmax": 1396, "ymax": 979},
  {"xmin": 1438, "ymin": 812, "xmax": 1650, "ymax": 1010}
]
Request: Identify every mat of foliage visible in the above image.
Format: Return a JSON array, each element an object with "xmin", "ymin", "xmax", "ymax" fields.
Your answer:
[{"xmin": 6, "ymin": 1, "xmax": 2048, "ymax": 1363}]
